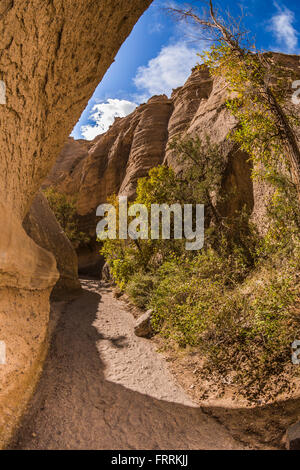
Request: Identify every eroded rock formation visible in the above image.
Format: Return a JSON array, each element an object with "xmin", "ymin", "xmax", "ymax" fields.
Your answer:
[
  {"xmin": 165, "ymin": 66, "xmax": 254, "ymax": 220},
  {"xmin": 45, "ymin": 54, "xmax": 300, "ymax": 275},
  {"xmin": 45, "ymin": 94, "xmax": 173, "ymax": 273},
  {"xmin": 23, "ymin": 192, "xmax": 81, "ymax": 296},
  {"xmin": 43, "ymin": 138, "xmax": 92, "ymax": 189},
  {"xmin": 0, "ymin": 0, "xmax": 152, "ymax": 448},
  {"xmin": 46, "ymin": 68, "xmax": 254, "ymax": 252}
]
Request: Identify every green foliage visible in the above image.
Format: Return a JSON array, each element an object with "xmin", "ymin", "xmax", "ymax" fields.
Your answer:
[
  {"xmin": 101, "ymin": 238, "xmax": 136, "ymax": 290},
  {"xmin": 100, "ymin": 133, "xmax": 299, "ymax": 402},
  {"xmin": 200, "ymin": 43, "xmax": 300, "ymax": 252},
  {"xmin": 100, "ymin": 195, "xmax": 159, "ymax": 289},
  {"xmin": 168, "ymin": 136, "xmax": 226, "ymax": 220},
  {"xmin": 203, "ymin": 269, "xmax": 300, "ymax": 402},
  {"xmin": 200, "ymin": 42, "xmax": 299, "ymax": 171},
  {"xmin": 150, "ymin": 252, "xmax": 299, "ymax": 401},
  {"xmin": 136, "ymin": 166, "xmax": 179, "ymax": 207},
  {"xmin": 100, "ymin": 136, "xmax": 253, "ymax": 289},
  {"xmin": 44, "ymin": 188, "xmax": 90, "ymax": 248},
  {"xmin": 259, "ymin": 182, "xmax": 300, "ymax": 258},
  {"xmin": 126, "ymin": 272, "xmax": 159, "ymax": 309}
]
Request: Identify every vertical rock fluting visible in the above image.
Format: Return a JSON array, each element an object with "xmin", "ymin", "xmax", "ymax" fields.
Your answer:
[
  {"xmin": 45, "ymin": 95, "xmax": 173, "ymax": 273},
  {"xmin": 174, "ymin": 68, "xmax": 254, "ymax": 218},
  {"xmin": 164, "ymin": 66, "xmax": 213, "ymax": 171},
  {"xmin": 0, "ymin": 0, "xmax": 152, "ymax": 448},
  {"xmin": 43, "ymin": 137, "xmax": 93, "ymax": 190},
  {"xmin": 119, "ymin": 95, "xmax": 173, "ymax": 198},
  {"xmin": 41, "ymin": 54, "xmax": 300, "ymax": 275},
  {"xmin": 43, "ymin": 68, "xmax": 254, "ymax": 273}
]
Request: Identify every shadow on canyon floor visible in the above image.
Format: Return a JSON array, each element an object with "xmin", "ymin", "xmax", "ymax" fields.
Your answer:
[{"xmin": 8, "ymin": 282, "xmax": 299, "ymax": 450}]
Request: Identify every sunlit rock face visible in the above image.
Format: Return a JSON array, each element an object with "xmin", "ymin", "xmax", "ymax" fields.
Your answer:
[
  {"xmin": 165, "ymin": 66, "xmax": 254, "ymax": 219},
  {"xmin": 47, "ymin": 67, "xmax": 253, "ymax": 249},
  {"xmin": 45, "ymin": 95, "xmax": 173, "ymax": 274},
  {"xmin": 46, "ymin": 53, "xmax": 300, "ymax": 273},
  {"xmin": 165, "ymin": 56, "xmax": 300, "ymax": 228},
  {"xmin": 0, "ymin": 0, "xmax": 152, "ymax": 448},
  {"xmin": 43, "ymin": 138, "xmax": 92, "ymax": 190},
  {"xmin": 164, "ymin": 66, "xmax": 214, "ymax": 172}
]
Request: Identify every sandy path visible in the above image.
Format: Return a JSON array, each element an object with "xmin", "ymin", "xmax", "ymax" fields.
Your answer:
[{"xmin": 10, "ymin": 279, "xmax": 245, "ymax": 450}]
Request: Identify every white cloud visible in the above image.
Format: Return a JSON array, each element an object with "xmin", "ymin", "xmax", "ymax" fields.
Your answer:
[
  {"xmin": 268, "ymin": 4, "xmax": 298, "ymax": 53},
  {"xmin": 81, "ymin": 99, "xmax": 137, "ymax": 140},
  {"xmin": 149, "ymin": 22, "xmax": 164, "ymax": 34},
  {"xmin": 133, "ymin": 42, "xmax": 199, "ymax": 102}
]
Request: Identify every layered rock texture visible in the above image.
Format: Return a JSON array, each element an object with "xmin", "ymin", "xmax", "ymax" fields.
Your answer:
[
  {"xmin": 1, "ymin": 12, "xmax": 298, "ymax": 446},
  {"xmin": 45, "ymin": 68, "xmax": 254, "ymax": 272},
  {"xmin": 165, "ymin": 65, "xmax": 255, "ymax": 220},
  {"xmin": 23, "ymin": 192, "xmax": 81, "ymax": 296},
  {"xmin": 46, "ymin": 54, "xmax": 300, "ymax": 266},
  {"xmin": 45, "ymin": 95, "xmax": 173, "ymax": 273},
  {"xmin": 0, "ymin": 0, "xmax": 152, "ymax": 448}
]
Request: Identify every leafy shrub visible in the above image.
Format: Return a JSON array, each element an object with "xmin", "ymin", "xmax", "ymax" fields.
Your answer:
[
  {"xmin": 150, "ymin": 253, "xmax": 299, "ymax": 401},
  {"xmin": 126, "ymin": 272, "xmax": 159, "ymax": 309},
  {"xmin": 100, "ymin": 136, "xmax": 300, "ymax": 402},
  {"xmin": 44, "ymin": 188, "xmax": 90, "ymax": 248}
]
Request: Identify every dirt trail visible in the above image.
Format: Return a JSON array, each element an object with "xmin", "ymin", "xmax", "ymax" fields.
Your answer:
[{"xmin": 10, "ymin": 279, "xmax": 245, "ymax": 450}]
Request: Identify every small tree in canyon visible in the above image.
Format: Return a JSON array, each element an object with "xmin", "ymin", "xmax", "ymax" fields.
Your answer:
[
  {"xmin": 169, "ymin": 1, "xmax": 300, "ymax": 207},
  {"xmin": 44, "ymin": 188, "xmax": 90, "ymax": 248}
]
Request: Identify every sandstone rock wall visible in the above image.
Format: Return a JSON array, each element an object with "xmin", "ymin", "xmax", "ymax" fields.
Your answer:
[
  {"xmin": 49, "ymin": 95, "xmax": 173, "ymax": 210},
  {"xmin": 23, "ymin": 192, "xmax": 81, "ymax": 297},
  {"xmin": 45, "ymin": 54, "xmax": 300, "ymax": 270},
  {"xmin": 0, "ymin": 0, "xmax": 152, "ymax": 448},
  {"xmin": 168, "ymin": 68, "xmax": 254, "ymax": 219},
  {"xmin": 164, "ymin": 66, "xmax": 213, "ymax": 171},
  {"xmin": 119, "ymin": 95, "xmax": 173, "ymax": 198},
  {"xmin": 46, "ymin": 66, "xmax": 254, "ymax": 243},
  {"xmin": 43, "ymin": 138, "xmax": 92, "ymax": 189},
  {"xmin": 46, "ymin": 95, "xmax": 173, "ymax": 274}
]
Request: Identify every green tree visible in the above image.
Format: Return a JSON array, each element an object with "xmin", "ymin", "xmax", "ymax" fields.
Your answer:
[
  {"xmin": 101, "ymin": 136, "xmax": 256, "ymax": 289},
  {"xmin": 170, "ymin": 0, "xmax": 300, "ymax": 203},
  {"xmin": 44, "ymin": 188, "xmax": 90, "ymax": 248}
]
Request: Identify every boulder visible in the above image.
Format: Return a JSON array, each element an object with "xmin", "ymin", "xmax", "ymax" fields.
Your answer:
[{"xmin": 134, "ymin": 310, "xmax": 153, "ymax": 338}]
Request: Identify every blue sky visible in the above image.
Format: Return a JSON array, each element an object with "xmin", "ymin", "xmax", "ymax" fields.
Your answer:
[{"xmin": 72, "ymin": 0, "xmax": 300, "ymax": 140}]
